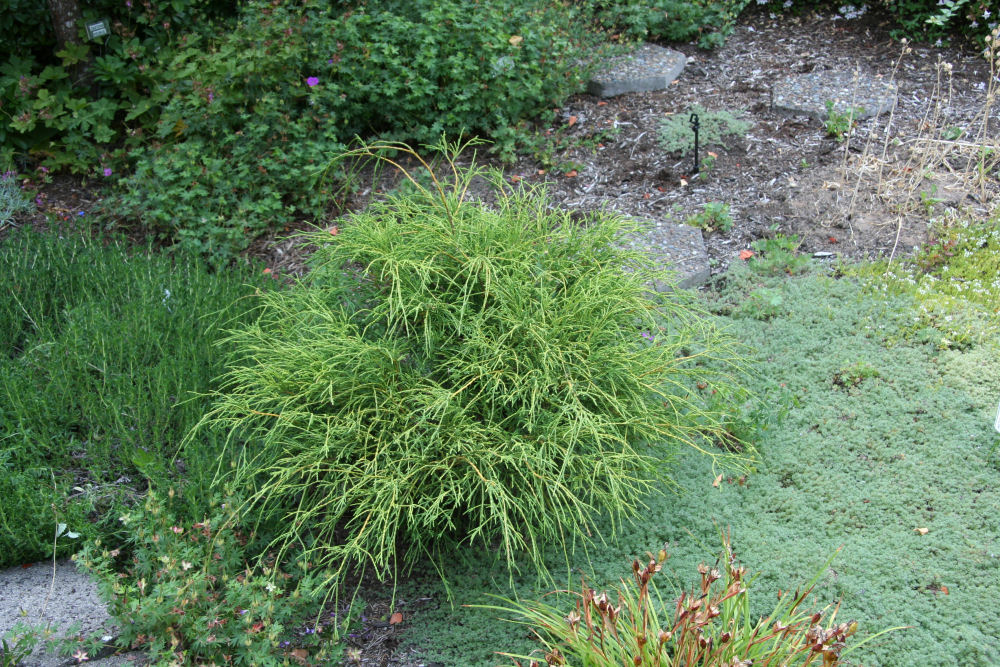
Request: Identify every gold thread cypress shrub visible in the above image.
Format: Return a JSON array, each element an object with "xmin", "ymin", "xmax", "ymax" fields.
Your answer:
[{"xmin": 195, "ymin": 140, "xmax": 753, "ymax": 586}]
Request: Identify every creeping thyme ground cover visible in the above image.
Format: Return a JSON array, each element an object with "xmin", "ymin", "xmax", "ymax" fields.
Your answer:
[{"xmin": 380, "ymin": 240, "xmax": 1000, "ymax": 666}]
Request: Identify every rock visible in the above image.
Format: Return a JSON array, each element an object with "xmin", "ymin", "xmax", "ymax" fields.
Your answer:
[{"xmin": 588, "ymin": 44, "xmax": 687, "ymax": 98}]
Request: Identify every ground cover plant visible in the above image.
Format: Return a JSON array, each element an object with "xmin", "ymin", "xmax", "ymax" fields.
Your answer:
[
  {"xmin": 194, "ymin": 140, "xmax": 754, "ymax": 595},
  {"xmin": 367, "ymin": 233, "xmax": 999, "ymax": 665},
  {"xmin": 0, "ymin": 223, "xmax": 272, "ymax": 567}
]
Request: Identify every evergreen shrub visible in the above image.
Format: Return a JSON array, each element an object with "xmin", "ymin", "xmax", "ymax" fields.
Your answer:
[{"xmin": 198, "ymin": 141, "xmax": 752, "ymax": 585}]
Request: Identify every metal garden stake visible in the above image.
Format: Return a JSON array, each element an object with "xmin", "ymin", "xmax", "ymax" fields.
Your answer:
[{"xmin": 690, "ymin": 112, "xmax": 700, "ymax": 175}]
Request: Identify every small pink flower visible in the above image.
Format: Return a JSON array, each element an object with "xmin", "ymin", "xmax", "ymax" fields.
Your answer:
[
  {"xmin": 306, "ymin": 76, "xmax": 319, "ymax": 87},
  {"xmin": 171, "ymin": 525, "xmax": 183, "ymax": 534},
  {"xmin": 103, "ymin": 168, "xmax": 112, "ymax": 177}
]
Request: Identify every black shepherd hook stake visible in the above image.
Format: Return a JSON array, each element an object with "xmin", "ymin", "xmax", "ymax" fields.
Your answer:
[{"xmin": 689, "ymin": 112, "xmax": 701, "ymax": 175}]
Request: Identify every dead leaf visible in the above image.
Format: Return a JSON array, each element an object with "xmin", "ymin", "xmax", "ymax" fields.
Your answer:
[
  {"xmin": 597, "ymin": 101, "xmax": 607, "ymax": 106},
  {"xmin": 679, "ymin": 178, "xmax": 688, "ymax": 186},
  {"xmin": 568, "ymin": 115, "xmax": 577, "ymax": 127},
  {"xmin": 510, "ymin": 174, "xmax": 522, "ymax": 183},
  {"xmin": 712, "ymin": 473, "xmax": 723, "ymax": 488},
  {"xmin": 739, "ymin": 249, "xmax": 754, "ymax": 261},
  {"xmin": 290, "ymin": 648, "xmax": 309, "ymax": 664},
  {"xmin": 328, "ymin": 224, "xmax": 339, "ymax": 235},
  {"xmin": 915, "ymin": 527, "xmax": 929, "ymax": 535},
  {"xmin": 508, "ymin": 35, "xmax": 523, "ymax": 46},
  {"xmin": 707, "ymin": 151, "xmax": 718, "ymax": 158},
  {"xmin": 389, "ymin": 612, "xmax": 404, "ymax": 625},
  {"xmin": 940, "ymin": 585, "xmax": 949, "ymax": 595},
  {"xmin": 565, "ymin": 170, "xmax": 578, "ymax": 178}
]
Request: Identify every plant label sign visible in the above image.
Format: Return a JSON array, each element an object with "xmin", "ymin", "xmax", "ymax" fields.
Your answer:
[{"xmin": 86, "ymin": 19, "xmax": 110, "ymax": 40}]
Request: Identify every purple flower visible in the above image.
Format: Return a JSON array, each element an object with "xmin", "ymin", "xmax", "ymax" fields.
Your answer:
[
  {"xmin": 103, "ymin": 168, "xmax": 112, "ymax": 177},
  {"xmin": 78, "ymin": 211, "xmax": 85, "ymax": 216},
  {"xmin": 306, "ymin": 76, "xmax": 319, "ymax": 87},
  {"xmin": 640, "ymin": 331, "xmax": 654, "ymax": 341}
]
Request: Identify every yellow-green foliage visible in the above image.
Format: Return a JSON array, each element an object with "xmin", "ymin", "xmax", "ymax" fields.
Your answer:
[
  {"xmin": 850, "ymin": 207, "xmax": 1000, "ymax": 349},
  {"xmin": 195, "ymin": 141, "xmax": 752, "ymax": 588}
]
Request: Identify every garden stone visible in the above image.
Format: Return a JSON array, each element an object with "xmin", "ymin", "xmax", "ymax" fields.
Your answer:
[
  {"xmin": 625, "ymin": 219, "xmax": 711, "ymax": 290},
  {"xmin": 770, "ymin": 69, "xmax": 897, "ymax": 120},
  {"xmin": 588, "ymin": 43, "xmax": 687, "ymax": 98},
  {"xmin": 0, "ymin": 558, "xmax": 147, "ymax": 666}
]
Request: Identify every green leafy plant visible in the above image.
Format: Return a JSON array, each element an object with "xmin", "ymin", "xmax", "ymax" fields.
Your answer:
[
  {"xmin": 76, "ymin": 489, "xmax": 341, "ymax": 667},
  {"xmin": 0, "ymin": 632, "xmax": 36, "ymax": 667},
  {"xmin": 195, "ymin": 139, "xmax": 752, "ymax": 589},
  {"xmin": 749, "ymin": 234, "xmax": 811, "ymax": 276},
  {"xmin": 578, "ymin": 0, "xmax": 752, "ymax": 49},
  {"xmin": 823, "ymin": 101, "xmax": 865, "ymax": 142},
  {"xmin": 0, "ymin": 167, "xmax": 33, "ymax": 226},
  {"xmin": 686, "ymin": 201, "xmax": 733, "ymax": 233},
  {"xmin": 918, "ymin": 184, "xmax": 945, "ymax": 216},
  {"xmin": 832, "ymin": 361, "xmax": 881, "ymax": 390},
  {"xmin": 659, "ymin": 106, "xmax": 750, "ymax": 158},
  {"xmin": 699, "ymin": 152, "xmax": 717, "ymax": 178},
  {"xmin": 101, "ymin": 0, "xmax": 605, "ymax": 260},
  {"xmin": 734, "ymin": 286, "xmax": 785, "ymax": 321},
  {"xmin": 489, "ymin": 533, "xmax": 895, "ymax": 666}
]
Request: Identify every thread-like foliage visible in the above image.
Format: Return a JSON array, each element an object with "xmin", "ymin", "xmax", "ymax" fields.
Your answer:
[{"xmin": 197, "ymin": 140, "xmax": 751, "ymax": 587}]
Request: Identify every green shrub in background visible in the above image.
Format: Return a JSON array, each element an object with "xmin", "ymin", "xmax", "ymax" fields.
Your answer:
[
  {"xmin": 196, "ymin": 141, "xmax": 753, "ymax": 588},
  {"xmin": 581, "ymin": 0, "xmax": 753, "ymax": 49},
  {"xmin": 754, "ymin": 0, "xmax": 996, "ymax": 47},
  {"xmin": 100, "ymin": 0, "xmax": 603, "ymax": 260},
  {"xmin": 0, "ymin": 225, "xmax": 271, "ymax": 567},
  {"xmin": 0, "ymin": 0, "xmax": 236, "ymax": 172}
]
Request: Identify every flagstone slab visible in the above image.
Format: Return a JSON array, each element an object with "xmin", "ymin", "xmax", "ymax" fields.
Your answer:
[
  {"xmin": 588, "ymin": 43, "xmax": 687, "ymax": 98},
  {"xmin": 771, "ymin": 69, "xmax": 897, "ymax": 120},
  {"xmin": 625, "ymin": 220, "xmax": 711, "ymax": 290}
]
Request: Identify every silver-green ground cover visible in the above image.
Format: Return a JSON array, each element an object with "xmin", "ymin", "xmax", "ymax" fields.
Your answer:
[{"xmin": 386, "ymin": 264, "xmax": 1000, "ymax": 666}]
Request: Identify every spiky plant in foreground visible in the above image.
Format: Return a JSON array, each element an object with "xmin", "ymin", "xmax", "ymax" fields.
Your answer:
[
  {"xmin": 492, "ymin": 533, "xmax": 899, "ymax": 666},
  {"xmin": 194, "ymin": 138, "xmax": 752, "ymax": 589}
]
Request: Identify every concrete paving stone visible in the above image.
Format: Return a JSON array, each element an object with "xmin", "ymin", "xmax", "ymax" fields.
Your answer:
[
  {"xmin": 0, "ymin": 558, "xmax": 147, "ymax": 667},
  {"xmin": 588, "ymin": 43, "xmax": 687, "ymax": 98},
  {"xmin": 625, "ymin": 220, "xmax": 711, "ymax": 290},
  {"xmin": 771, "ymin": 69, "xmax": 897, "ymax": 120}
]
